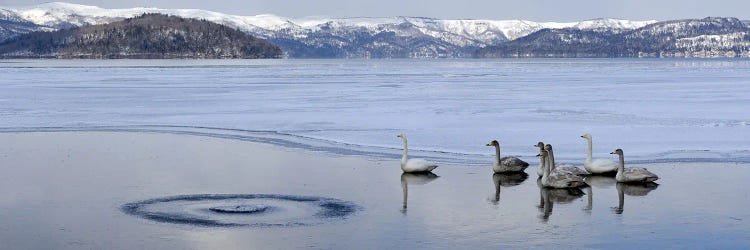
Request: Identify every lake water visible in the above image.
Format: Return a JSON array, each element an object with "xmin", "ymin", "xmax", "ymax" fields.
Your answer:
[
  {"xmin": 0, "ymin": 132, "xmax": 748, "ymax": 249},
  {"xmin": 1, "ymin": 59, "xmax": 749, "ymax": 249}
]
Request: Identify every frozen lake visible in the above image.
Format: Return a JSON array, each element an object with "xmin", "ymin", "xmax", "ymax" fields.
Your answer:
[
  {"xmin": 1, "ymin": 59, "xmax": 750, "ymax": 249},
  {"xmin": 1, "ymin": 59, "xmax": 749, "ymax": 165}
]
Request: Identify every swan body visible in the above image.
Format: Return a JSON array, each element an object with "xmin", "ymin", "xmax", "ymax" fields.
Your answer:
[
  {"xmin": 397, "ymin": 134, "xmax": 438, "ymax": 173},
  {"xmin": 611, "ymin": 149, "xmax": 659, "ymax": 183},
  {"xmin": 486, "ymin": 140, "xmax": 528, "ymax": 173},
  {"xmin": 538, "ymin": 150, "xmax": 586, "ymax": 188},
  {"xmin": 545, "ymin": 144, "xmax": 588, "ymax": 176},
  {"xmin": 402, "ymin": 158, "xmax": 438, "ymax": 173},
  {"xmin": 581, "ymin": 133, "xmax": 618, "ymax": 175}
]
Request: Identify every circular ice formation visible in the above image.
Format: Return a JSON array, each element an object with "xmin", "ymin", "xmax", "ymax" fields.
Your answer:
[
  {"xmin": 121, "ymin": 194, "xmax": 359, "ymax": 227},
  {"xmin": 209, "ymin": 204, "xmax": 270, "ymax": 214}
]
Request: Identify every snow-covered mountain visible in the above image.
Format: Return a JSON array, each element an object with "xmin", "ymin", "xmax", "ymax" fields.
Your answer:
[
  {"xmin": 476, "ymin": 17, "xmax": 750, "ymax": 58},
  {"xmin": 0, "ymin": 2, "xmax": 657, "ymax": 58}
]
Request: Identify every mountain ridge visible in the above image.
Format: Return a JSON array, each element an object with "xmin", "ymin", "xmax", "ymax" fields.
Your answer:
[
  {"xmin": 0, "ymin": 2, "xmax": 657, "ymax": 58},
  {"xmin": 475, "ymin": 17, "xmax": 750, "ymax": 58},
  {"xmin": 1, "ymin": 2, "xmax": 748, "ymax": 58}
]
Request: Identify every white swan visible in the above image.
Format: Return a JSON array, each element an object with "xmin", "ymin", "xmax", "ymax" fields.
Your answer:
[
  {"xmin": 610, "ymin": 149, "xmax": 659, "ymax": 183},
  {"xmin": 397, "ymin": 134, "xmax": 438, "ymax": 173},
  {"xmin": 544, "ymin": 144, "xmax": 588, "ymax": 176},
  {"xmin": 538, "ymin": 150, "xmax": 586, "ymax": 188},
  {"xmin": 486, "ymin": 140, "xmax": 528, "ymax": 173},
  {"xmin": 580, "ymin": 133, "xmax": 618, "ymax": 175}
]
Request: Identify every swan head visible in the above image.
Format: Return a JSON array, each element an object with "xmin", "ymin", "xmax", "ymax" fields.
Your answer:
[
  {"xmin": 580, "ymin": 133, "xmax": 591, "ymax": 139},
  {"xmin": 544, "ymin": 144, "xmax": 552, "ymax": 151},
  {"xmin": 397, "ymin": 133, "xmax": 405, "ymax": 138},
  {"xmin": 610, "ymin": 148, "xmax": 624, "ymax": 155},
  {"xmin": 486, "ymin": 140, "xmax": 499, "ymax": 147},
  {"xmin": 534, "ymin": 142, "xmax": 544, "ymax": 148}
]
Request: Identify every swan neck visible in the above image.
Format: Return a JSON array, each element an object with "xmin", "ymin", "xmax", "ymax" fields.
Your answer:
[
  {"xmin": 548, "ymin": 149, "xmax": 556, "ymax": 171},
  {"xmin": 618, "ymin": 153, "xmax": 625, "ymax": 173},
  {"xmin": 586, "ymin": 137, "xmax": 593, "ymax": 161},
  {"xmin": 542, "ymin": 156, "xmax": 550, "ymax": 178},
  {"xmin": 493, "ymin": 145, "xmax": 501, "ymax": 166},
  {"xmin": 401, "ymin": 138, "xmax": 408, "ymax": 166}
]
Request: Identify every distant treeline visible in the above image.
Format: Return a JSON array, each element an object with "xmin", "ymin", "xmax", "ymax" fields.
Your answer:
[{"xmin": 0, "ymin": 13, "xmax": 282, "ymax": 59}]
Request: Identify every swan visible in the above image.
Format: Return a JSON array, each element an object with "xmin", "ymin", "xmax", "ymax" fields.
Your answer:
[
  {"xmin": 397, "ymin": 134, "xmax": 438, "ymax": 173},
  {"xmin": 486, "ymin": 140, "xmax": 528, "ymax": 173},
  {"xmin": 580, "ymin": 133, "xmax": 618, "ymax": 175},
  {"xmin": 538, "ymin": 150, "xmax": 586, "ymax": 188},
  {"xmin": 544, "ymin": 144, "xmax": 588, "ymax": 176},
  {"xmin": 610, "ymin": 149, "xmax": 659, "ymax": 183}
]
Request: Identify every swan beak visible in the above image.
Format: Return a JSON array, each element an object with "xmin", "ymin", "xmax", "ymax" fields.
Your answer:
[
  {"xmin": 536, "ymin": 153, "xmax": 541, "ymax": 157},
  {"xmin": 609, "ymin": 152, "xmax": 615, "ymax": 154},
  {"xmin": 485, "ymin": 143, "xmax": 491, "ymax": 146},
  {"xmin": 580, "ymin": 135, "xmax": 584, "ymax": 138}
]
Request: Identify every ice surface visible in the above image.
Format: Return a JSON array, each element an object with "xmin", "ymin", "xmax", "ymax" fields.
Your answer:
[{"xmin": 0, "ymin": 59, "xmax": 748, "ymax": 165}]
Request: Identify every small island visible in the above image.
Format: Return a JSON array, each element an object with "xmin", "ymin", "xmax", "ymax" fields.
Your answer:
[{"xmin": 0, "ymin": 13, "xmax": 282, "ymax": 59}]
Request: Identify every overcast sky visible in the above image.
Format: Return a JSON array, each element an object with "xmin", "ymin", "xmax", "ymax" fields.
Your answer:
[{"xmin": 4, "ymin": 0, "xmax": 749, "ymax": 21}]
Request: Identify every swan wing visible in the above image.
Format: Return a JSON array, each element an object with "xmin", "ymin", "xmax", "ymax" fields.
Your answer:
[
  {"xmin": 623, "ymin": 167, "xmax": 659, "ymax": 182},
  {"xmin": 557, "ymin": 165, "xmax": 589, "ymax": 176},
  {"xmin": 404, "ymin": 158, "xmax": 438, "ymax": 172},
  {"xmin": 497, "ymin": 156, "xmax": 529, "ymax": 172},
  {"xmin": 546, "ymin": 170, "xmax": 585, "ymax": 188}
]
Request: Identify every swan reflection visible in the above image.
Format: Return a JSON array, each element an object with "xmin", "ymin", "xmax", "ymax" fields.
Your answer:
[
  {"xmin": 583, "ymin": 176, "xmax": 617, "ymax": 212},
  {"xmin": 537, "ymin": 178, "xmax": 585, "ymax": 222},
  {"xmin": 614, "ymin": 182, "xmax": 659, "ymax": 214},
  {"xmin": 401, "ymin": 172, "xmax": 440, "ymax": 214},
  {"xmin": 490, "ymin": 172, "xmax": 529, "ymax": 205}
]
